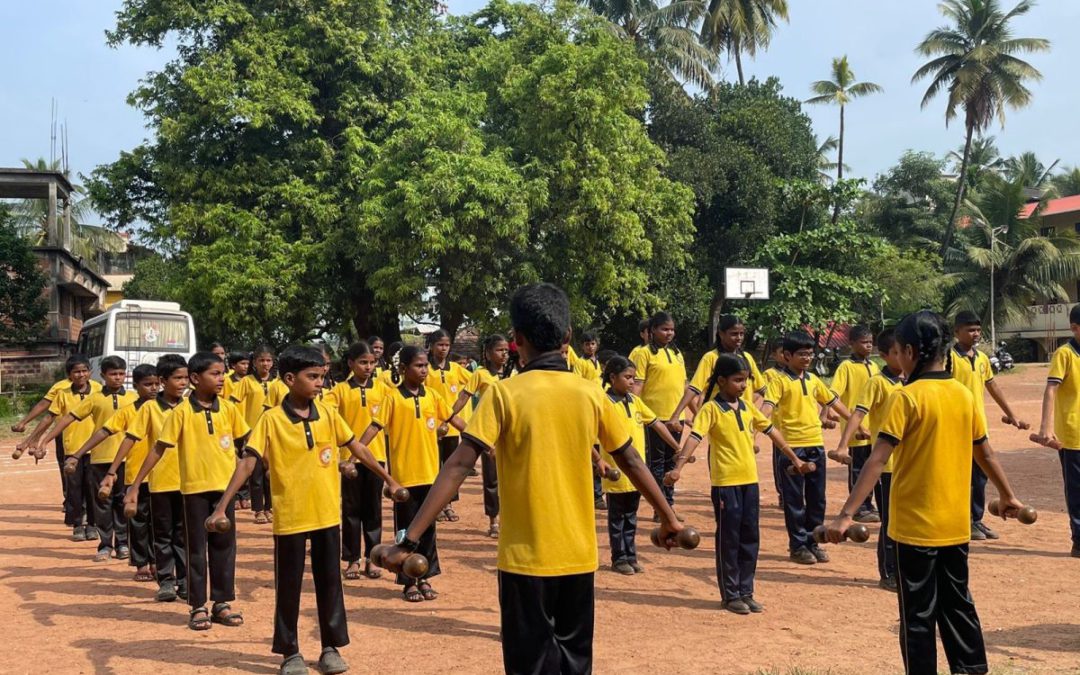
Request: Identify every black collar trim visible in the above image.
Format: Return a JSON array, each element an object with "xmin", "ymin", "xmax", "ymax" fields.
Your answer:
[
  {"xmin": 880, "ymin": 367, "xmax": 901, "ymax": 384},
  {"xmin": 520, "ymin": 352, "xmax": 571, "ymax": 373},
  {"xmin": 397, "ymin": 384, "xmax": 427, "ymax": 398},
  {"xmin": 347, "ymin": 376, "xmax": 373, "ymax": 390},
  {"xmin": 102, "ymin": 386, "xmax": 127, "ymax": 396},
  {"xmin": 188, "ymin": 394, "xmax": 220, "ymax": 413},
  {"xmin": 282, "ymin": 397, "xmax": 320, "ymax": 423},
  {"xmin": 156, "ymin": 393, "xmax": 180, "ymax": 412},
  {"xmin": 1069, "ymin": 339, "xmax": 1080, "ymax": 356},
  {"xmin": 715, "ymin": 398, "xmax": 745, "ymax": 413}
]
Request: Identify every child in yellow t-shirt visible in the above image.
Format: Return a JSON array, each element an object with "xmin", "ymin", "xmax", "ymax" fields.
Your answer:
[
  {"xmin": 830, "ymin": 325, "xmax": 880, "ymax": 523},
  {"xmin": 667, "ymin": 353, "xmax": 809, "ymax": 614},
  {"xmin": 210, "ymin": 346, "xmax": 400, "ymax": 674},
  {"xmin": 827, "ymin": 311, "xmax": 1026, "ymax": 674}
]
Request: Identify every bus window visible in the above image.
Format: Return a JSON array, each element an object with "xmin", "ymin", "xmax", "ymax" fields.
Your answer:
[{"xmin": 114, "ymin": 314, "xmax": 191, "ymax": 352}]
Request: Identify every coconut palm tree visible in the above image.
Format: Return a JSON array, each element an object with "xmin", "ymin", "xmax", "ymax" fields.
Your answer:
[
  {"xmin": 1002, "ymin": 151, "xmax": 1058, "ymax": 190},
  {"xmin": 585, "ymin": 0, "xmax": 718, "ymax": 90},
  {"xmin": 10, "ymin": 157, "xmax": 125, "ymax": 261},
  {"xmin": 912, "ymin": 0, "xmax": 1050, "ymax": 258},
  {"xmin": 698, "ymin": 0, "xmax": 788, "ymax": 86},
  {"xmin": 806, "ymin": 55, "xmax": 882, "ymax": 221},
  {"xmin": 946, "ymin": 174, "xmax": 1080, "ymax": 331},
  {"xmin": 948, "ymin": 135, "xmax": 1004, "ymax": 192},
  {"xmin": 1051, "ymin": 167, "xmax": 1080, "ymax": 198},
  {"xmin": 814, "ymin": 136, "xmax": 849, "ymax": 184}
]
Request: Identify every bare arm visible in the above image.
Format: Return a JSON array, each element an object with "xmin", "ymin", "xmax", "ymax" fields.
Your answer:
[
  {"xmin": 825, "ymin": 437, "xmax": 895, "ymax": 542},
  {"xmin": 973, "ymin": 439, "xmax": 1021, "ymax": 510},
  {"xmin": 987, "ymin": 379, "xmax": 1028, "ymax": 428},
  {"xmin": 123, "ymin": 441, "xmax": 168, "ymax": 505},
  {"xmin": 650, "ymin": 419, "xmax": 682, "ymax": 452},
  {"xmin": 11, "ymin": 398, "xmax": 52, "ymax": 432},
  {"xmin": 669, "ymin": 387, "xmax": 699, "ymax": 426},
  {"xmin": 1037, "ymin": 382, "xmax": 1059, "ymax": 444},
  {"xmin": 450, "ymin": 389, "xmax": 473, "ymax": 419},
  {"xmin": 211, "ymin": 454, "xmax": 260, "ymax": 518},
  {"xmin": 826, "ymin": 398, "xmax": 853, "ymax": 421},
  {"xmin": 38, "ymin": 414, "xmax": 76, "ymax": 447},
  {"xmin": 70, "ymin": 427, "xmax": 113, "ymax": 462},
  {"xmin": 835, "ymin": 409, "xmax": 868, "ymax": 456},
  {"xmin": 610, "ymin": 443, "xmax": 682, "ymax": 535},
  {"xmin": 18, "ymin": 412, "xmax": 56, "ymax": 453},
  {"xmin": 344, "ymin": 438, "xmax": 401, "ymax": 489}
]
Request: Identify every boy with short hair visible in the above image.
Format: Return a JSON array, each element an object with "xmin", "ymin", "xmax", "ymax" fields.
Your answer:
[
  {"xmin": 69, "ymin": 363, "xmax": 159, "ymax": 578},
  {"xmin": 762, "ymin": 331, "xmax": 852, "ymax": 565},
  {"xmin": 22, "ymin": 355, "xmax": 101, "ymax": 538},
  {"xmin": 573, "ymin": 332, "xmax": 602, "ymax": 385},
  {"xmin": 951, "ymin": 311, "xmax": 1028, "ymax": 541},
  {"xmin": 124, "ymin": 351, "xmax": 250, "ymax": 630},
  {"xmin": 208, "ymin": 345, "xmax": 404, "ymax": 675},
  {"xmin": 380, "ymin": 283, "xmax": 686, "ymax": 674},
  {"xmin": 1034, "ymin": 304, "xmax": 1080, "ymax": 557},
  {"xmin": 39, "ymin": 356, "xmax": 139, "ymax": 560},
  {"xmin": 830, "ymin": 325, "xmax": 881, "ymax": 523}
]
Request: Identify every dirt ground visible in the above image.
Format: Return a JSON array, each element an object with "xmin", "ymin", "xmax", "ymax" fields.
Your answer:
[{"xmin": 2, "ymin": 364, "xmax": 1079, "ymax": 675}]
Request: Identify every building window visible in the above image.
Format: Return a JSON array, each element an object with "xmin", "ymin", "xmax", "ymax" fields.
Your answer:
[
  {"xmin": 1075, "ymin": 222, "xmax": 1080, "ymax": 234},
  {"xmin": 1041, "ymin": 226, "xmax": 1055, "ymax": 237}
]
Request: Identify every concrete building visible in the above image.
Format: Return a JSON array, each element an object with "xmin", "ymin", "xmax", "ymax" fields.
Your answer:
[
  {"xmin": 0, "ymin": 168, "xmax": 107, "ymax": 387},
  {"xmin": 999, "ymin": 194, "xmax": 1080, "ymax": 359}
]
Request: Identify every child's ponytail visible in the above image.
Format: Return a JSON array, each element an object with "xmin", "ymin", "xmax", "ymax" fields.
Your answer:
[
  {"xmin": 701, "ymin": 353, "xmax": 750, "ymax": 405},
  {"xmin": 602, "ymin": 356, "xmax": 634, "ymax": 393},
  {"xmin": 895, "ymin": 310, "xmax": 950, "ymax": 384}
]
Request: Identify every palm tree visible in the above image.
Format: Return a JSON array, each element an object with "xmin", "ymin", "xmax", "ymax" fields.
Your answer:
[
  {"xmin": 1002, "ymin": 151, "xmax": 1058, "ymax": 190},
  {"xmin": 1051, "ymin": 167, "xmax": 1080, "ymax": 198},
  {"xmin": 806, "ymin": 55, "xmax": 882, "ymax": 222},
  {"xmin": 814, "ymin": 136, "xmax": 849, "ymax": 184},
  {"xmin": 698, "ymin": 0, "xmax": 788, "ymax": 86},
  {"xmin": 585, "ymin": 0, "xmax": 718, "ymax": 90},
  {"xmin": 10, "ymin": 157, "xmax": 126, "ymax": 261},
  {"xmin": 948, "ymin": 135, "xmax": 1004, "ymax": 192},
  {"xmin": 946, "ymin": 174, "xmax": 1080, "ymax": 334},
  {"xmin": 912, "ymin": 0, "xmax": 1050, "ymax": 258}
]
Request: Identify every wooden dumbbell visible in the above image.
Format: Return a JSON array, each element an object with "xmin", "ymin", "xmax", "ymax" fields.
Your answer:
[
  {"xmin": 650, "ymin": 526, "xmax": 700, "ymax": 550},
  {"xmin": 827, "ymin": 449, "xmax": 851, "ymax": 466},
  {"xmin": 63, "ymin": 457, "xmax": 80, "ymax": 475},
  {"xmin": 339, "ymin": 461, "xmax": 358, "ymax": 479},
  {"xmin": 370, "ymin": 543, "xmax": 429, "ymax": 578},
  {"xmin": 785, "ymin": 462, "xmax": 818, "ymax": 476},
  {"xmin": 989, "ymin": 499, "xmax": 1037, "ymax": 524},
  {"xmin": 205, "ymin": 515, "xmax": 232, "ymax": 533},
  {"xmin": 123, "ymin": 501, "xmax": 138, "ymax": 519},
  {"xmin": 382, "ymin": 485, "xmax": 410, "ymax": 502},
  {"xmin": 812, "ymin": 523, "xmax": 869, "ymax": 544}
]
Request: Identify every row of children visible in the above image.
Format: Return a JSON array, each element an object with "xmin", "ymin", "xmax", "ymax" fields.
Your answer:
[{"xmin": 10, "ymin": 285, "xmax": 1077, "ymax": 675}]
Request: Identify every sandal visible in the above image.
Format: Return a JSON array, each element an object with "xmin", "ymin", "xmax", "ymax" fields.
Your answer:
[
  {"xmin": 133, "ymin": 568, "xmax": 155, "ymax": 582},
  {"xmin": 444, "ymin": 507, "xmax": 460, "ymax": 523},
  {"xmin": 239, "ymin": 499, "xmax": 251, "ymax": 510},
  {"xmin": 403, "ymin": 585, "xmax": 423, "ymax": 603},
  {"xmin": 487, "ymin": 524, "xmax": 500, "ymax": 539},
  {"xmin": 211, "ymin": 601, "xmax": 244, "ymax": 627},
  {"xmin": 418, "ymin": 581, "xmax": 438, "ymax": 601},
  {"xmin": 189, "ymin": 606, "xmax": 212, "ymax": 631},
  {"xmin": 435, "ymin": 510, "xmax": 448, "ymax": 523},
  {"xmin": 254, "ymin": 512, "xmax": 268, "ymax": 525},
  {"xmin": 343, "ymin": 562, "xmax": 362, "ymax": 580},
  {"xmin": 265, "ymin": 510, "xmax": 274, "ymax": 523},
  {"xmin": 363, "ymin": 560, "xmax": 382, "ymax": 579}
]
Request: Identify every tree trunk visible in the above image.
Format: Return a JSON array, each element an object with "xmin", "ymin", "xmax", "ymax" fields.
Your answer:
[
  {"xmin": 709, "ymin": 291, "xmax": 725, "ymax": 348},
  {"xmin": 831, "ymin": 104, "xmax": 845, "ymax": 224},
  {"xmin": 734, "ymin": 47, "xmax": 745, "ymax": 86},
  {"xmin": 349, "ymin": 286, "xmax": 401, "ymax": 344},
  {"xmin": 940, "ymin": 121, "xmax": 975, "ymax": 258}
]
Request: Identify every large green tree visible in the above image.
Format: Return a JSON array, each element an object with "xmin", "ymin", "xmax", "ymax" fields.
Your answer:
[
  {"xmin": 912, "ymin": 0, "xmax": 1050, "ymax": 257},
  {"xmin": 698, "ymin": 0, "xmax": 788, "ymax": 85}
]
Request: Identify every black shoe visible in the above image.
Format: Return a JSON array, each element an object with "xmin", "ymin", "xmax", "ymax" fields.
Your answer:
[
  {"xmin": 853, "ymin": 509, "xmax": 880, "ymax": 524},
  {"xmin": 156, "ymin": 580, "xmax": 178, "ymax": 603},
  {"xmin": 115, "ymin": 546, "xmax": 130, "ymax": 560},
  {"xmin": 721, "ymin": 599, "xmax": 751, "ymax": 615},
  {"xmin": 809, "ymin": 545, "xmax": 830, "ymax": 563},
  {"xmin": 318, "ymin": 646, "xmax": 348, "ymax": 674},
  {"xmin": 594, "ymin": 497, "xmax": 606, "ymax": 509},
  {"xmin": 280, "ymin": 653, "xmax": 307, "ymax": 675},
  {"xmin": 177, "ymin": 581, "xmax": 188, "ymax": 600},
  {"xmin": 970, "ymin": 522, "xmax": 987, "ymax": 541},
  {"xmin": 790, "ymin": 547, "xmax": 816, "ymax": 565},
  {"xmin": 879, "ymin": 576, "xmax": 898, "ymax": 592},
  {"xmin": 1071, "ymin": 544, "xmax": 1080, "ymax": 558},
  {"xmin": 71, "ymin": 526, "xmax": 85, "ymax": 542},
  {"xmin": 612, "ymin": 562, "xmax": 635, "ymax": 575},
  {"xmin": 629, "ymin": 561, "xmax": 645, "ymax": 573},
  {"xmin": 975, "ymin": 521, "xmax": 999, "ymax": 540},
  {"xmin": 741, "ymin": 596, "xmax": 764, "ymax": 613}
]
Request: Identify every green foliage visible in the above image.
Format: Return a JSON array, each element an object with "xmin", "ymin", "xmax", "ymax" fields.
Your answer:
[
  {"xmin": 747, "ymin": 220, "xmax": 889, "ymax": 337},
  {"xmin": 0, "ymin": 208, "xmax": 49, "ymax": 344},
  {"xmin": 865, "ymin": 248, "xmax": 947, "ymax": 321},
  {"xmin": 862, "ymin": 151, "xmax": 953, "ymax": 249}
]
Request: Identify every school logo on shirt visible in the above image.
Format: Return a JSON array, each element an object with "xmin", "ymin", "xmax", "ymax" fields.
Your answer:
[
  {"xmin": 450, "ymin": 385, "xmax": 459, "ymax": 394},
  {"xmin": 219, "ymin": 434, "xmax": 232, "ymax": 451},
  {"xmin": 372, "ymin": 405, "xmax": 380, "ymax": 414},
  {"xmin": 635, "ymin": 411, "xmax": 643, "ymax": 424},
  {"xmin": 319, "ymin": 447, "xmax": 333, "ymax": 466},
  {"xmin": 427, "ymin": 417, "xmax": 436, "ymax": 430}
]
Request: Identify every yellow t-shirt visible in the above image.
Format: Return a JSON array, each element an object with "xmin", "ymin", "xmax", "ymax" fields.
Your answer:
[
  {"xmin": 71, "ymin": 388, "xmax": 139, "ymax": 464},
  {"xmin": 878, "ymin": 372, "xmax": 987, "ymax": 546},
  {"xmin": 425, "ymin": 361, "xmax": 470, "ymax": 438},
  {"xmin": 464, "ymin": 362, "xmax": 631, "ymax": 576},
  {"xmin": 950, "ymin": 345, "xmax": 993, "ymax": 429},
  {"xmin": 228, "ymin": 374, "xmax": 274, "ymax": 428},
  {"xmin": 630, "ymin": 344, "xmax": 687, "ymax": 420},
  {"xmin": 1047, "ymin": 340, "xmax": 1080, "ymax": 450},
  {"xmin": 831, "ymin": 357, "xmax": 880, "ymax": 448},
  {"xmin": 760, "ymin": 367, "xmax": 786, "ymax": 436},
  {"xmin": 691, "ymin": 398, "xmax": 772, "ymax": 487},
  {"xmin": 48, "ymin": 383, "xmax": 98, "ymax": 456},
  {"xmin": 854, "ymin": 368, "xmax": 904, "ymax": 473},
  {"xmin": 602, "ymin": 393, "xmax": 655, "ymax": 494},
  {"xmin": 262, "ymin": 378, "xmax": 290, "ymax": 410},
  {"xmin": 157, "ymin": 396, "xmax": 250, "ymax": 495},
  {"xmin": 573, "ymin": 355, "xmax": 603, "ymax": 386},
  {"xmin": 689, "ymin": 349, "xmax": 764, "ymax": 408},
  {"xmin": 125, "ymin": 396, "xmax": 183, "ymax": 493},
  {"xmin": 374, "ymin": 384, "xmax": 451, "ymax": 488},
  {"xmin": 222, "ymin": 372, "xmax": 243, "ymax": 403},
  {"xmin": 246, "ymin": 400, "xmax": 355, "ymax": 535},
  {"xmin": 324, "ymin": 377, "xmax": 389, "ymax": 462},
  {"xmin": 102, "ymin": 399, "xmax": 150, "ymax": 484},
  {"xmin": 763, "ymin": 369, "xmax": 837, "ymax": 447},
  {"xmin": 44, "ymin": 378, "xmax": 102, "ymax": 402},
  {"xmin": 464, "ymin": 367, "xmax": 502, "ymax": 399}
]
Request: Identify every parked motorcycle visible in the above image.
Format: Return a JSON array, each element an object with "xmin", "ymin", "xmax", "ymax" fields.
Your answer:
[{"xmin": 990, "ymin": 341, "xmax": 1015, "ymax": 374}]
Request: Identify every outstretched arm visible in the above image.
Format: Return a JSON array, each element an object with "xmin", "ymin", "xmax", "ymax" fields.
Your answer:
[
  {"xmin": 403, "ymin": 438, "xmax": 482, "ymax": 542},
  {"xmin": 987, "ymin": 380, "xmax": 1028, "ymax": 429}
]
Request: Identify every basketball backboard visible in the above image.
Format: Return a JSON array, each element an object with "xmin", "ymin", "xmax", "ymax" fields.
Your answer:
[{"xmin": 724, "ymin": 267, "xmax": 770, "ymax": 300}]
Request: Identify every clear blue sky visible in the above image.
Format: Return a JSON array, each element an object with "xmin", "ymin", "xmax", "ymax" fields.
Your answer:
[{"xmin": 1, "ymin": 0, "xmax": 1075, "ymax": 204}]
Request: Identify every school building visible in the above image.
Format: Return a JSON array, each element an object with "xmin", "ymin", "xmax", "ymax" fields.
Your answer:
[{"xmin": 999, "ymin": 194, "xmax": 1080, "ymax": 360}]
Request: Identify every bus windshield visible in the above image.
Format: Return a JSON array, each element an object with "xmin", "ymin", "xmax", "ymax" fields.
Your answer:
[{"xmin": 114, "ymin": 313, "xmax": 191, "ymax": 352}]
